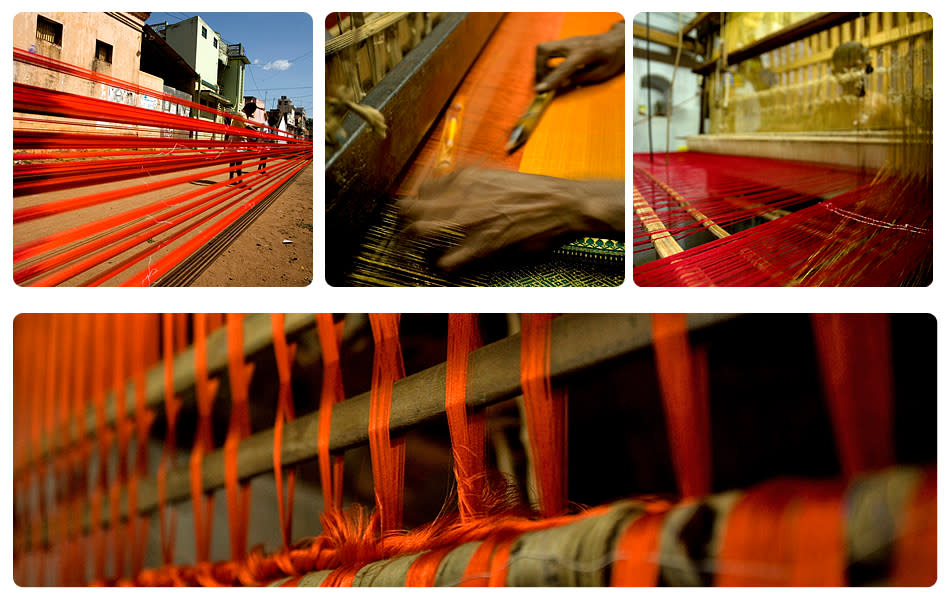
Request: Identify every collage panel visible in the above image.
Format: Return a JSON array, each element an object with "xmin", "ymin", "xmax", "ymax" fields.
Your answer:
[
  {"xmin": 326, "ymin": 12, "xmax": 625, "ymax": 287},
  {"xmin": 632, "ymin": 12, "xmax": 932, "ymax": 286},
  {"xmin": 13, "ymin": 12, "xmax": 314, "ymax": 287},
  {"xmin": 11, "ymin": 313, "xmax": 936, "ymax": 586}
]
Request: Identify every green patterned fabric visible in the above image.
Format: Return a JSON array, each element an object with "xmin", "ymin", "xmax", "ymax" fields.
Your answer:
[{"xmin": 344, "ymin": 203, "xmax": 624, "ymax": 287}]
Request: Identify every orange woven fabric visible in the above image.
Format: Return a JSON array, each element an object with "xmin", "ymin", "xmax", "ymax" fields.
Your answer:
[
  {"xmin": 395, "ymin": 13, "xmax": 566, "ymax": 197},
  {"xmin": 518, "ymin": 12, "xmax": 625, "ymax": 180}
]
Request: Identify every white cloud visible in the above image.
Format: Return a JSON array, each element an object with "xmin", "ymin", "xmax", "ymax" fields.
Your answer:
[{"xmin": 261, "ymin": 59, "xmax": 292, "ymax": 71}]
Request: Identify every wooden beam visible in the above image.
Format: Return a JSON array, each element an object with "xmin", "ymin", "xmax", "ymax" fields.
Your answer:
[
  {"xmin": 680, "ymin": 12, "xmax": 714, "ymax": 37},
  {"xmin": 694, "ymin": 12, "xmax": 861, "ymax": 75},
  {"xmin": 633, "ymin": 185, "xmax": 684, "ymax": 258},
  {"xmin": 632, "ymin": 47, "xmax": 702, "ymax": 70},
  {"xmin": 86, "ymin": 313, "xmax": 738, "ymax": 531},
  {"xmin": 635, "ymin": 166, "xmax": 730, "ymax": 239},
  {"xmin": 326, "ymin": 13, "xmax": 503, "ymax": 285},
  {"xmin": 16, "ymin": 313, "xmax": 320, "ymax": 476},
  {"xmin": 633, "ymin": 23, "xmax": 703, "ymax": 55}
]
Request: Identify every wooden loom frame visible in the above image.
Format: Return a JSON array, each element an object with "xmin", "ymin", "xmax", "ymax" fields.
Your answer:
[{"xmin": 325, "ymin": 13, "xmax": 503, "ymax": 285}]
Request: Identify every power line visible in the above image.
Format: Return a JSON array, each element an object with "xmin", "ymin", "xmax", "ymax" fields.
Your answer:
[{"xmin": 244, "ymin": 85, "xmax": 312, "ymax": 91}]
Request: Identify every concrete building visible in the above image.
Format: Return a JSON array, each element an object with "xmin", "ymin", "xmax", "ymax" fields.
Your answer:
[
  {"xmin": 13, "ymin": 12, "xmax": 164, "ymax": 104},
  {"xmin": 242, "ymin": 96, "xmax": 268, "ymax": 125},
  {"xmin": 272, "ymin": 95, "xmax": 310, "ymax": 138},
  {"xmin": 151, "ymin": 16, "xmax": 250, "ymax": 117}
]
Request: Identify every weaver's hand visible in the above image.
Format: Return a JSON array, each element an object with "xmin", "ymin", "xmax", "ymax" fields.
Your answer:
[
  {"xmin": 398, "ymin": 169, "xmax": 623, "ymax": 271},
  {"xmin": 535, "ymin": 21, "xmax": 624, "ymax": 93}
]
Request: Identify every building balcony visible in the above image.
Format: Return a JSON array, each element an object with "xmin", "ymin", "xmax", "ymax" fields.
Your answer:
[{"xmin": 227, "ymin": 43, "xmax": 250, "ymax": 65}]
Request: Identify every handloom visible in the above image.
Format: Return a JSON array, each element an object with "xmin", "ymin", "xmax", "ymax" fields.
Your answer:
[
  {"xmin": 13, "ymin": 48, "xmax": 313, "ymax": 287},
  {"xmin": 12, "ymin": 313, "xmax": 936, "ymax": 586},
  {"xmin": 632, "ymin": 12, "xmax": 932, "ymax": 286},
  {"xmin": 326, "ymin": 13, "xmax": 625, "ymax": 287}
]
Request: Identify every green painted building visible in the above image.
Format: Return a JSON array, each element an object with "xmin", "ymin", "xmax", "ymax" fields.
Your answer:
[{"xmin": 153, "ymin": 15, "xmax": 249, "ymax": 117}]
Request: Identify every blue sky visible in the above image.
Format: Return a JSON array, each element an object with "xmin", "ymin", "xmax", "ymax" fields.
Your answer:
[{"xmin": 147, "ymin": 12, "xmax": 313, "ymax": 119}]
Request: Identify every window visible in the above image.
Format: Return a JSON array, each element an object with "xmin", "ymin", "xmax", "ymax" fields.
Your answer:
[
  {"xmin": 640, "ymin": 74, "xmax": 671, "ymax": 117},
  {"xmin": 95, "ymin": 40, "xmax": 113, "ymax": 63},
  {"xmin": 201, "ymin": 26, "xmax": 207, "ymax": 39},
  {"xmin": 213, "ymin": 38, "xmax": 218, "ymax": 49},
  {"xmin": 36, "ymin": 15, "xmax": 62, "ymax": 45}
]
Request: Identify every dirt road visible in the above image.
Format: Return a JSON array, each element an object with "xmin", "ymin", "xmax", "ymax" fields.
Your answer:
[{"xmin": 192, "ymin": 162, "xmax": 314, "ymax": 286}]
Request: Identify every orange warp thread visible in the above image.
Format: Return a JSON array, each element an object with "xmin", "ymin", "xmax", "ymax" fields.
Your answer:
[
  {"xmin": 315, "ymin": 314, "xmax": 346, "ymax": 518},
  {"xmin": 190, "ymin": 314, "xmax": 220, "ymax": 564},
  {"xmin": 715, "ymin": 480, "xmax": 846, "ymax": 586},
  {"xmin": 271, "ymin": 314, "xmax": 298, "ymax": 552},
  {"xmin": 368, "ymin": 314, "xmax": 408, "ymax": 535},
  {"xmin": 225, "ymin": 314, "xmax": 254, "ymax": 564},
  {"xmin": 158, "ymin": 313, "xmax": 184, "ymax": 566},
  {"xmin": 519, "ymin": 313, "xmax": 568, "ymax": 517},
  {"xmin": 651, "ymin": 313, "xmax": 712, "ymax": 499},
  {"xmin": 610, "ymin": 506, "xmax": 671, "ymax": 586},
  {"xmin": 446, "ymin": 314, "xmax": 487, "ymax": 521},
  {"xmin": 129, "ymin": 315, "xmax": 158, "ymax": 579},
  {"xmin": 811, "ymin": 314, "xmax": 895, "ymax": 478},
  {"xmin": 405, "ymin": 546, "xmax": 455, "ymax": 586}
]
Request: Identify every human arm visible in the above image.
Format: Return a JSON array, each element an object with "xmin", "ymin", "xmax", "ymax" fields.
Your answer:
[
  {"xmin": 397, "ymin": 169, "xmax": 624, "ymax": 271},
  {"xmin": 535, "ymin": 21, "xmax": 625, "ymax": 93}
]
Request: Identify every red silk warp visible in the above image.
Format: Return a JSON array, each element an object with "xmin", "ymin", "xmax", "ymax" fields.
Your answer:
[
  {"xmin": 632, "ymin": 152, "xmax": 932, "ymax": 286},
  {"xmin": 811, "ymin": 314, "xmax": 895, "ymax": 477},
  {"xmin": 13, "ymin": 48, "xmax": 313, "ymax": 286}
]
